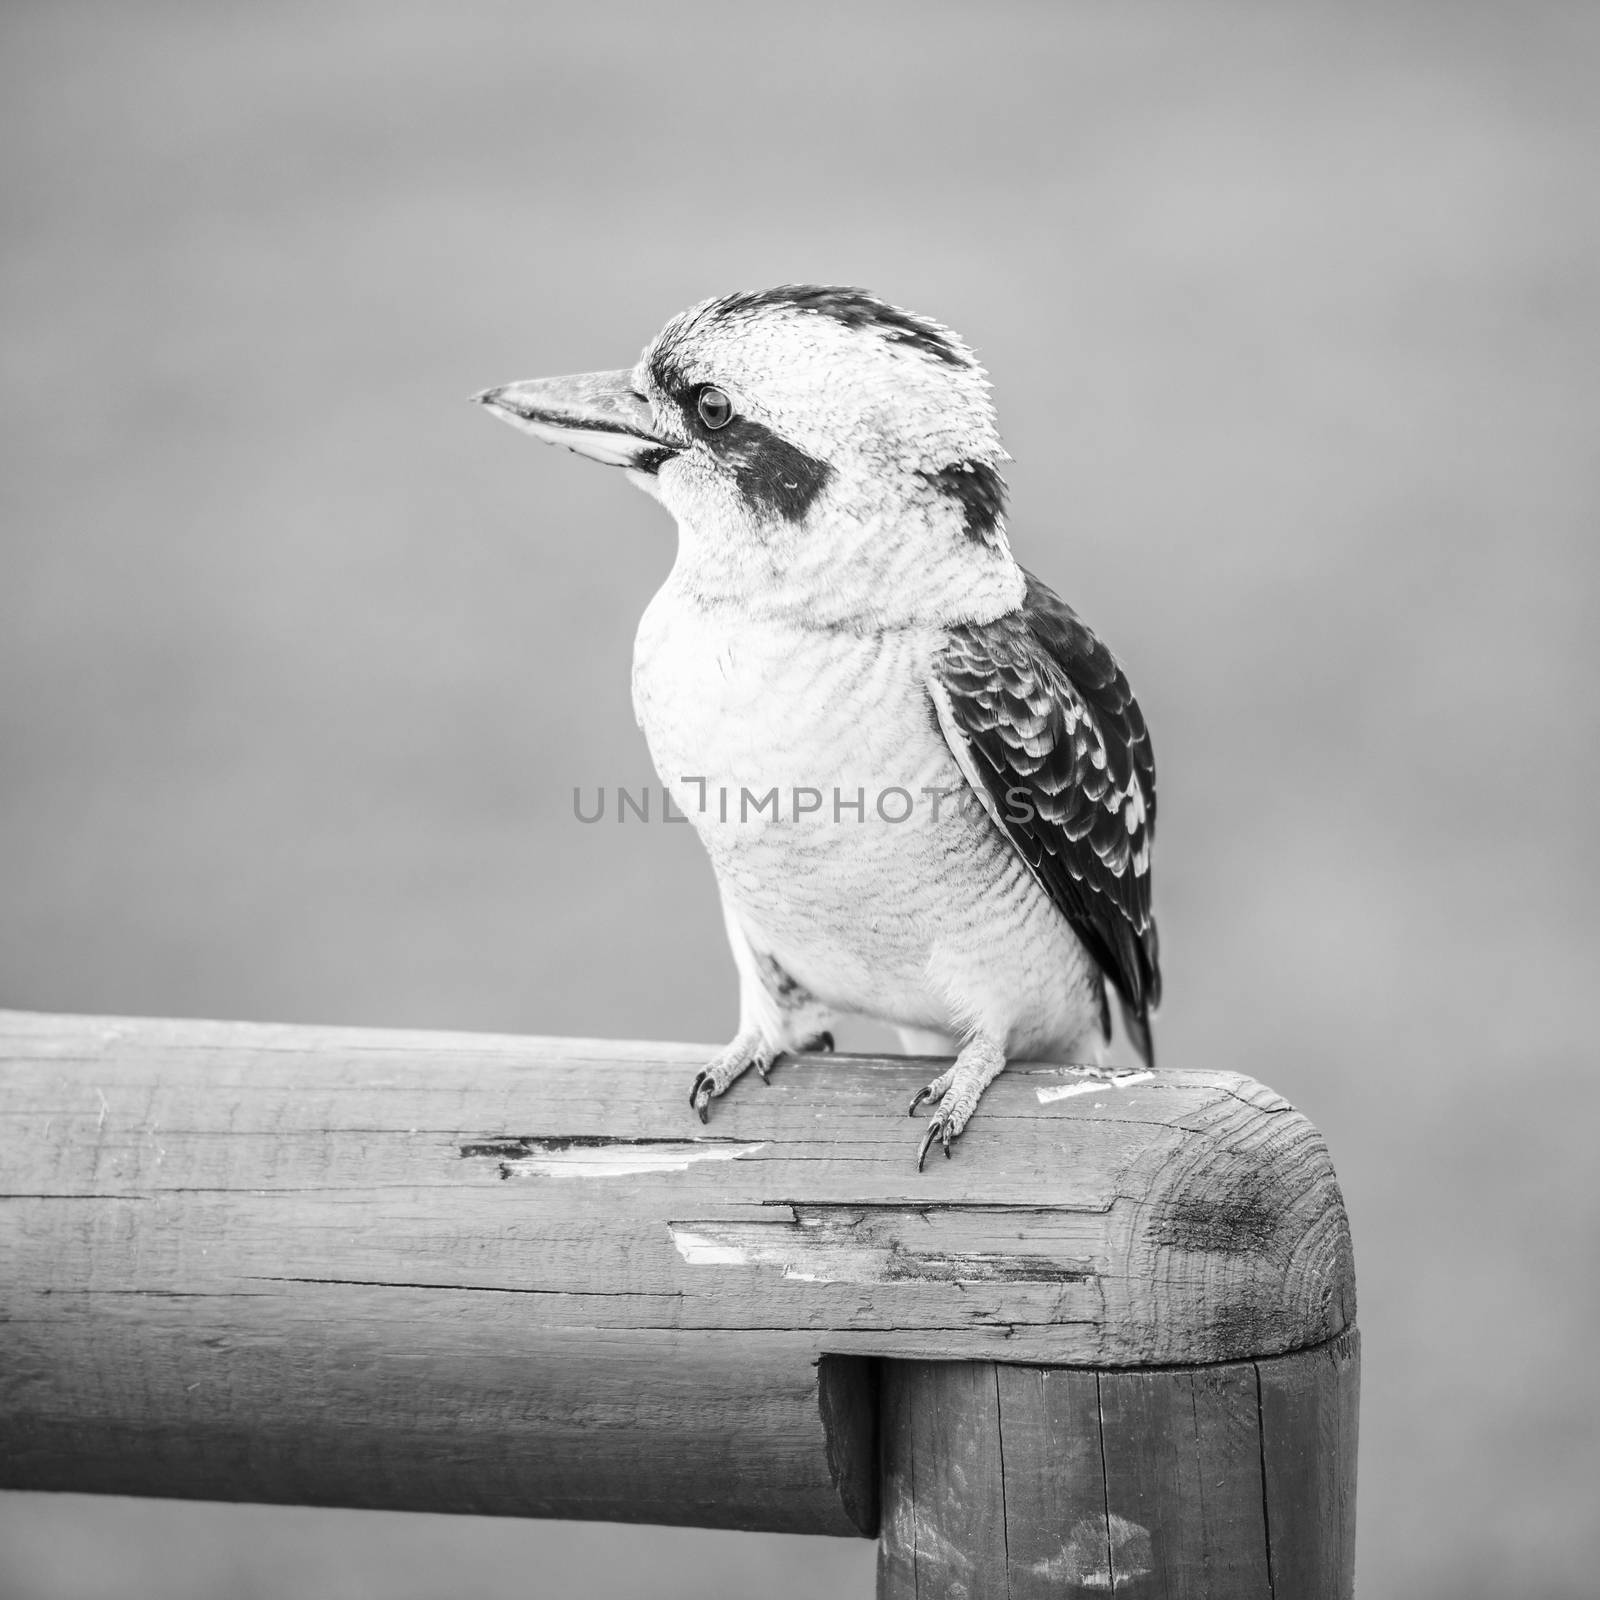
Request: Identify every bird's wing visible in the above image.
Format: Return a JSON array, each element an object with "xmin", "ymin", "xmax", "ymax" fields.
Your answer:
[{"xmin": 929, "ymin": 570, "xmax": 1161, "ymax": 1060}]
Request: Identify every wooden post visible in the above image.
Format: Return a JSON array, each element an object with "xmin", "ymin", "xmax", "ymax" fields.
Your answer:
[
  {"xmin": 0, "ymin": 1011, "xmax": 1356, "ymax": 1592},
  {"xmin": 876, "ymin": 1338, "xmax": 1358, "ymax": 1597}
]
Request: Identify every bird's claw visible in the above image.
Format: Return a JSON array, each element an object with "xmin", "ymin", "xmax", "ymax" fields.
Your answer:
[
  {"xmin": 687, "ymin": 1032, "xmax": 780, "ymax": 1125},
  {"xmin": 915, "ymin": 1114, "xmax": 954, "ymax": 1172},
  {"xmin": 690, "ymin": 1069, "xmax": 713, "ymax": 1124},
  {"xmin": 910, "ymin": 1064, "xmax": 971, "ymax": 1168}
]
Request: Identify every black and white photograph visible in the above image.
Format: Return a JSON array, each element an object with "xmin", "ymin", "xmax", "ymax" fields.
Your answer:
[{"xmin": 1, "ymin": 4, "xmax": 1595, "ymax": 1597}]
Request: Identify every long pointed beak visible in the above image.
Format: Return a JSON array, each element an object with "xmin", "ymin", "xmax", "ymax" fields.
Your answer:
[{"xmin": 472, "ymin": 369, "xmax": 680, "ymax": 473}]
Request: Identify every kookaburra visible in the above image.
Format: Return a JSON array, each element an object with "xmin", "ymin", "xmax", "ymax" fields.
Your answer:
[{"xmin": 477, "ymin": 286, "xmax": 1160, "ymax": 1167}]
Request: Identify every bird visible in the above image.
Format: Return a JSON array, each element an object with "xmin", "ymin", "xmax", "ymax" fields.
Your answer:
[{"xmin": 475, "ymin": 285, "xmax": 1159, "ymax": 1168}]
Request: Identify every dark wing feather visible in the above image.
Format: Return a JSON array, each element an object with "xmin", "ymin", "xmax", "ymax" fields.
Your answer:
[{"xmin": 931, "ymin": 571, "xmax": 1161, "ymax": 1059}]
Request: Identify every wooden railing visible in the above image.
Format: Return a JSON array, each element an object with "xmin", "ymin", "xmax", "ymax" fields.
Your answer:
[{"xmin": 0, "ymin": 1011, "xmax": 1358, "ymax": 1596}]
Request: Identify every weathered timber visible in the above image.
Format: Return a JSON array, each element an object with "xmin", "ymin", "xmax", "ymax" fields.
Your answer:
[
  {"xmin": 877, "ymin": 1335, "xmax": 1359, "ymax": 1598},
  {"xmin": 0, "ymin": 1010, "xmax": 1356, "ymax": 1562}
]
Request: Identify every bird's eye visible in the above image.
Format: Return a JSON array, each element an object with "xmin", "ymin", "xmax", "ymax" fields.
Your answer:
[{"xmin": 696, "ymin": 386, "xmax": 734, "ymax": 430}]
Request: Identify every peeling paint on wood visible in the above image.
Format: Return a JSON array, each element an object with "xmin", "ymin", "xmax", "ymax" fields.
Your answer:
[
  {"xmin": 465, "ymin": 1136, "xmax": 768, "ymax": 1178},
  {"xmin": 1036, "ymin": 1069, "xmax": 1154, "ymax": 1103},
  {"xmin": 670, "ymin": 1206, "xmax": 1098, "ymax": 1285},
  {"xmin": 1027, "ymin": 1512, "xmax": 1153, "ymax": 1589}
]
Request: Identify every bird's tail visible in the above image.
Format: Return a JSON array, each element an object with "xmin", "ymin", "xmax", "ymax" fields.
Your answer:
[{"xmin": 1118, "ymin": 994, "xmax": 1156, "ymax": 1069}]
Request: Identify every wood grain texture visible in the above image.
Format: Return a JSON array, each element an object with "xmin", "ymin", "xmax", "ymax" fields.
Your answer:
[
  {"xmin": 1097, "ymin": 1364, "xmax": 1271, "ymax": 1595},
  {"xmin": 0, "ymin": 1010, "xmax": 1356, "ymax": 1538},
  {"xmin": 994, "ymin": 1367, "xmax": 1113, "ymax": 1600},
  {"xmin": 877, "ymin": 1344, "xmax": 1357, "ymax": 1598},
  {"xmin": 1258, "ymin": 1329, "xmax": 1361, "ymax": 1600},
  {"xmin": 877, "ymin": 1361, "xmax": 1011, "ymax": 1599}
]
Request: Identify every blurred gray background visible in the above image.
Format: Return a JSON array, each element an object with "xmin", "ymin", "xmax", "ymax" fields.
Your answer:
[{"xmin": 2, "ymin": 1, "xmax": 1596, "ymax": 1596}]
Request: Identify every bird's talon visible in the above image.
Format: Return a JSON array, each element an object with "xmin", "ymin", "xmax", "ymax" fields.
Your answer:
[
  {"xmin": 916, "ymin": 1118, "xmax": 942, "ymax": 1172},
  {"xmin": 908, "ymin": 1085, "xmax": 934, "ymax": 1117},
  {"xmin": 755, "ymin": 1058, "xmax": 772, "ymax": 1084},
  {"xmin": 691, "ymin": 1070, "xmax": 715, "ymax": 1123}
]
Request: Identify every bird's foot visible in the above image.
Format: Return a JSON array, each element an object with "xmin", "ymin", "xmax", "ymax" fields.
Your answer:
[
  {"xmin": 906, "ymin": 1038, "xmax": 1006, "ymax": 1170},
  {"xmin": 690, "ymin": 1028, "xmax": 777, "ymax": 1124}
]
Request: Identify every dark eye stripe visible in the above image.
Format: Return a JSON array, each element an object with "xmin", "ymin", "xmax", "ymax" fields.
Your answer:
[
  {"xmin": 644, "ymin": 363, "xmax": 830, "ymax": 521},
  {"xmin": 711, "ymin": 416, "xmax": 832, "ymax": 522}
]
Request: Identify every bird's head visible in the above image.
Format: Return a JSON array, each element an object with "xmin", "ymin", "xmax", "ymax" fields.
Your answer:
[{"xmin": 476, "ymin": 286, "xmax": 1024, "ymax": 627}]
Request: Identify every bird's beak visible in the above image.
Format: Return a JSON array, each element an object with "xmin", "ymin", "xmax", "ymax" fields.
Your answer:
[{"xmin": 472, "ymin": 369, "xmax": 680, "ymax": 473}]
